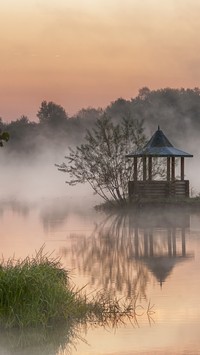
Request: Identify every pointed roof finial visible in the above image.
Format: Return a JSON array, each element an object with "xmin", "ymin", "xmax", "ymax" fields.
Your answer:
[{"xmin": 125, "ymin": 125, "xmax": 193, "ymax": 157}]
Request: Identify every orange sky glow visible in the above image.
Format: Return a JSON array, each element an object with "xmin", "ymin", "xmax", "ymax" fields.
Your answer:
[{"xmin": 1, "ymin": 0, "xmax": 200, "ymax": 121}]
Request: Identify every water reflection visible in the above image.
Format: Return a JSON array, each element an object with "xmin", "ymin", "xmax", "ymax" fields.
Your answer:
[
  {"xmin": 0, "ymin": 199, "xmax": 32, "ymax": 218},
  {"xmin": 0, "ymin": 322, "xmax": 84, "ymax": 355},
  {"xmin": 39, "ymin": 197, "xmax": 97, "ymax": 232},
  {"xmin": 0, "ymin": 199, "xmax": 198, "ymax": 354},
  {"xmin": 40, "ymin": 198, "xmax": 70, "ymax": 232},
  {"xmin": 60, "ymin": 208, "xmax": 194, "ymax": 298},
  {"xmin": 129, "ymin": 209, "xmax": 193, "ymax": 288},
  {"xmin": 0, "ymin": 306, "xmax": 156, "ymax": 355},
  {"xmin": 0, "ymin": 197, "xmax": 95, "ymax": 232}
]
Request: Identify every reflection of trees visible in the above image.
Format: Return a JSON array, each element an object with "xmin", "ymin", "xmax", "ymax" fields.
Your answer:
[
  {"xmin": 61, "ymin": 212, "xmax": 150, "ymax": 299},
  {"xmin": 40, "ymin": 198, "xmax": 70, "ymax": 232},
  {"xmin": 39, "ymin": 197, "xmax": 96, "ymax": 232},
  {"xmin": 60, "ymin": 208, "xmax": 192, "ymax": 299},
  {"xmin": 0, "ymin": 199, "xmax": 32, "ymax": 218}
]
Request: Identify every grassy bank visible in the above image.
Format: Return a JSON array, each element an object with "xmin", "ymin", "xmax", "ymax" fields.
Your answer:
[{"xmin": 0, "ymin": 248, "xmax": 144, "ymax": 329}]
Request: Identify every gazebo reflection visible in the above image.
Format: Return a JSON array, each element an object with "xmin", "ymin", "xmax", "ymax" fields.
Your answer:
[
  {"xmin": 60, "ymin": 208, "xmax": 193, "ymax": 297},
  {"xmin": 130, "ymin": 209, "xmax": 192, "ymax": 287}
]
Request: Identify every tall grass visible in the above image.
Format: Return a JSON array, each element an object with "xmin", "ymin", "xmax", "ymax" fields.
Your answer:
[
  {"xmin": 0, "ymin": 248, "xmax": 88, "ymax": 328},
  {"xmin": 0, "ymin": 248, "xmax": 154, "ymax": 330}
]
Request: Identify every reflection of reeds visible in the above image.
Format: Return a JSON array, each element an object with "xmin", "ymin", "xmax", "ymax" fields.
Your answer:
[
  {"xmin": 86, "ymin": 291, "xmax": 155, "ymax": 329},
  {"xmin": 0, "ymin": 298, "xmax": 155, "ymax": 355},
  {"xmin": 146, "ymin": 300, "xmax": 156, "ymax": 327},
  {"xmin": 0, "ymin": 323, "xmax": 83, "ymax": 355}
]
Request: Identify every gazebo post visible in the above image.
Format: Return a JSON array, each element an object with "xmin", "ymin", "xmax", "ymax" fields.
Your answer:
[
  {"xmin": 148, "ymin": 157, "xmax": 152, "ymax": 180},
  {"xmin": 143, "ymin": 156, "xmax": 147, "ymax": 181},
  {"xmin": 134, "ymin": 157, "xmax": 138, "ymax": 181},
  {"xmin": 167, "ymin": 157, "xmax": 171, "ymax": 181},
  {"xmin": 181, "ymin": 157, "xmax": 184, "ymax": 181},
  {"xmin": 171, "ymin": 157, "xmax": 175, "ymax": 181}
]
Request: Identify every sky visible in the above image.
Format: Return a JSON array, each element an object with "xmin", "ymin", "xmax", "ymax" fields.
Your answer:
[{"xmin": 1, "ymin": 0, "xmax": 200, "ymax": 121}]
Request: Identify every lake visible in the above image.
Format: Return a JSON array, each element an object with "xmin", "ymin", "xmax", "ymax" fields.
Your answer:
[{"xmin": 1, "ymin": 192, "xmax": 200, "ymax": 355}]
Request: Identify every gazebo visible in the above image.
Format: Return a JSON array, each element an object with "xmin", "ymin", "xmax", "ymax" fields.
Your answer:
[{"xmin": 126, "ymin": 126, "xmax": 193, "ymax": 199}]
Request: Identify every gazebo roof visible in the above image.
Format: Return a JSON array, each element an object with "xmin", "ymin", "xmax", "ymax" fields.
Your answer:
[{"xmin": 126, "ymin": 126, "xmax": 193, "ymax": 158}]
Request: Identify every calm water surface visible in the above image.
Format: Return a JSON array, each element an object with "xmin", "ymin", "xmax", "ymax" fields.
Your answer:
[{"xmin": 1, "ymin": 196, "xmax": 200, "ymax": 355}]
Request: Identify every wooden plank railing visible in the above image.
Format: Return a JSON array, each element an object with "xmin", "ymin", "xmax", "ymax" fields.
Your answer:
[{"xmin": 128, "ymin": 180, "xmax": 190, "ymax": 199}]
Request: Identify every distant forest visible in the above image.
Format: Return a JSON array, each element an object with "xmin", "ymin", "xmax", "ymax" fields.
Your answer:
[{"xmin": 1, "ymin": 87, "xmax": 200, "ymax": 155}]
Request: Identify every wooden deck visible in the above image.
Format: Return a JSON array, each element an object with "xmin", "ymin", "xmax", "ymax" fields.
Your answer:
[{"xmin": 128, "ymin": 180, "xmax": 190, "ymax": 199}]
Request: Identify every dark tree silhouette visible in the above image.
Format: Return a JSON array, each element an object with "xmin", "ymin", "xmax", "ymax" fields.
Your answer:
[
  {"xmin": 37, "ymin": 101, "xmax": 68, "ymax": 125},
  {"xmin": 0, "ymin": 130, "xmax": 9, "ymax": 147}
]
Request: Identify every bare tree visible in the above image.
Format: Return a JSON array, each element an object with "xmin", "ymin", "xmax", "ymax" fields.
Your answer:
[{"xmin": 57, "ymin": 113, "xmax": 146, "ymax": 204}]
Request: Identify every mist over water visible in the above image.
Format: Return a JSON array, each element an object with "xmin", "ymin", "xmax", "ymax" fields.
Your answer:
[
  {"xmin": 0, "ymin": 145, "xmax": 101, "ymax": 208},
  {"xmin": 0, "ymin": 142, "xmax": 199, "ymax": 207}
]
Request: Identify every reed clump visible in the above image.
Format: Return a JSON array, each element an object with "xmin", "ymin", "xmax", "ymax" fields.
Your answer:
[
  {"xmin": 0, "ymin": 249, "xmax": 92, "ymax": 329},
  {"xmin": 0, "ymin": 248, "xmax": 153, "ymax": 330}
]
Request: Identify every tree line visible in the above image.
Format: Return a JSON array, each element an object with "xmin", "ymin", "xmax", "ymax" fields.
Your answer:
[
  {"xmin": 1, "ymin": 87, "xmax": 200, "ymax": 155},
  {"xmin": 1, "ymin": 87, "xmax": 200, "ymax": 203}
]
